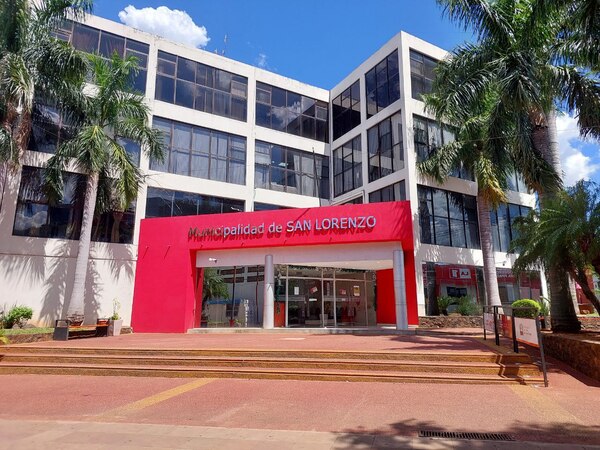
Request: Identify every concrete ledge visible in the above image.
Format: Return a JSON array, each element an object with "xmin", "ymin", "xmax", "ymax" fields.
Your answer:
[
  {"xmin": 419, "ymin": 316, "xmax": 483, "ymax": 328},
  {"xmin": 543, "ymin": 332, "xmax": 600, "ymax": 381},
  {"xmin": 187, "ymin": 327, "xmax": 418, "ymax": 335}
]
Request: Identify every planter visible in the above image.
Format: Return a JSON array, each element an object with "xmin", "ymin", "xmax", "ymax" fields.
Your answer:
[{"xmin": 108, "ymin": 319, "xmax": 123, "ymax": 336}]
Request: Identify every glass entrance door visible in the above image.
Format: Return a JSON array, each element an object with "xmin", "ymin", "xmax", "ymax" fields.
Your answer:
[
  {"xmin": 282, "ymin": 266, "xmax": 374, "ymax": 328},
  {"xmin": 286, "ymin": 278, "xmax": 322, "ymax": 327}
]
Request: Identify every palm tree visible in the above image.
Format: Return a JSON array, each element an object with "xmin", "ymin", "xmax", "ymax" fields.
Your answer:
[
  {"xmin": 0, "ymin": 0, "xmax": 92, "ymax": 213},
  {"xmin": 45, "ymin": 53, "xmax": 164, "ymax": 321},
  {"xmin": 434, "ymin": 0, "xmax": 600, "ymax": 332},
  {"xmin": 420, "ymin": 90, "xmax": 559, "ymax": 308},
  {"xmin": 512, "ymin": 181, "xmax": 600, "ymax": 314}
]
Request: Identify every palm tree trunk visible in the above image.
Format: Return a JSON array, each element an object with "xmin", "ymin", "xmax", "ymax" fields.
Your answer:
[
  {"xmin": 66, "ymin": 172, "xmax": 99, "ymax": 318},
  {"xmin": 572, "ymin": 269, "xmax": 600, "ymax": 314},
  {"xmin": 532, "ymin": 109, "xmax": 581, "ymax": 332},
  {"xmin": 477, "ymin": 192, "xmax": 502, "ymax": 306}
]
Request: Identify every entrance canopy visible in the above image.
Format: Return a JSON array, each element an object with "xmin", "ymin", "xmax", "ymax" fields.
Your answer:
[{"xmin": 132, "ymin": 201, "xmax": 416, "ymax": 332}]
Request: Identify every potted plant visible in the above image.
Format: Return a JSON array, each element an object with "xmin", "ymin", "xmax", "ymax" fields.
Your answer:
[{"xmin": 108, "ymin": 299, "xmax": 123, "ymax": 336}]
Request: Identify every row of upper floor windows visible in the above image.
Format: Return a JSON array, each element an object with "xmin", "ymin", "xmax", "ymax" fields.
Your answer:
[
  {"xmin": 55, "ymin": 22, "xmax": 443, "ymax": 146},
  {"xmin": 27, "ymin": 100, "xmax": 528, "ymax": 202},
  {"xmin": 12, "ymin": 164, "xmax": 529, "ymax": 255}
]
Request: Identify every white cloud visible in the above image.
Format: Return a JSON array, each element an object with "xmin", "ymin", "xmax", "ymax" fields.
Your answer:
[
  {"xmin": 256, "ymin": 53, "xmax": 268, "ymax": 69},
  {"xmin": 555, "ymin": 114, "xmax": 600, "ymax": 186},
  {"xmin": 118, "ymin": 5, "xmax": 209, "ymax": 48}
]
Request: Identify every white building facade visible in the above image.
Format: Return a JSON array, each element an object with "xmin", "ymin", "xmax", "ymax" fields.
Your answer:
[{"xmin": 0, "ymin": 15, "xmax": 541, "ymax": 327}]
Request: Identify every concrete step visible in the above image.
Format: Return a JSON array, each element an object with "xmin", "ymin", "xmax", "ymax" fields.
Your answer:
[
  {"xmin": 0, "ymin": 353, "xmax": 541, "ymax": 376},
  {"xmin": 1, "ymin": 346, "xmax": 532, "ymax": 364},
  {"xmin": 0, "ymin": 361, "xmax": 544, "ymax": 385}
]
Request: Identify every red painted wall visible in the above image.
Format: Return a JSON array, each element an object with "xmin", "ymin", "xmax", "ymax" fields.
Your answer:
[
  {"xmin": 132, "ymin": 201, "xmax": 416, "ymax": 332},
  {"xmin": 375, "ymin": 255, "xmax": 419, "ymax": 327}
]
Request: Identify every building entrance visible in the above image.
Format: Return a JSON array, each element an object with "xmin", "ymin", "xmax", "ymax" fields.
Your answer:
[{"xmin": 277, "ymin": 265, "xmax": 375, "ymax": 328}]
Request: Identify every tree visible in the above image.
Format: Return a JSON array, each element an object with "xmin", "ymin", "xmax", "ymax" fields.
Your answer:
[
  {"xmin": 0, "ymin": 0, "xmax": 92, "ymax": 213},
  {"xmin": 420, "ymin": 89, "xmax": 558, "ymax": 308},
  {"xmin": 512, "ymin": 181, "xmax": 600, "ymax": 314},
  {"xmin": 45, "ymin": 53, "xmax": 164, "ymax": 320},
  {"xmin": 434, "ymin": 0, "xmax": 600, "ymax": 332},
  {"xmin": 202, "ymin": 268, "xmax": 229, "ymax": 302}
]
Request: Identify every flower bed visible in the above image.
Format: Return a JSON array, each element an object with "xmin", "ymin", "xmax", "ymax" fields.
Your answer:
[{"xmin": 418, "ymin": 316, "xmax": 482, "ymax": 328}]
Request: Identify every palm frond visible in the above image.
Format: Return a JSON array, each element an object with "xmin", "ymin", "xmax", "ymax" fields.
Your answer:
[{"xmin": 437, "ymin": 0, "xmax": 513, "ymax": 43}]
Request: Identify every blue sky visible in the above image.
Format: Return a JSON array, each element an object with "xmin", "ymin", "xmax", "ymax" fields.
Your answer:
[{"xmin": 94, "ymin": 0, "xmax": 600, "ymax": 185}]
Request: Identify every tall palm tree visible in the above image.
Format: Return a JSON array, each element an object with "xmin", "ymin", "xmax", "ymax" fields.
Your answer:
[
  {"xmin": 45, "ymin": 53, "xmax": 164, "ymax": 321},
  {"xmin": 512, "ymin": 181, "xmax": 600, "ymax": 314},
  {"xmin": 0, "ymin": 0, "xmax": 92, "ymax": 212},
  {"xmin": 434, "ymin": 0, "xmax": 600, "ymax": 332},
  {"xmin": 420, "ymin": 90, "xmax": 559, "ymax": 307}
]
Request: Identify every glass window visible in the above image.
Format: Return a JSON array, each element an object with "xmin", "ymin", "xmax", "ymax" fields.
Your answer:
[
  {"xmin": 150, "ymin": 117, "xmax": 246, "ymax": 185},
  {"xmin": 29, "ymin": 102, "xmax": 75, "ymax": 154},
  {"xmin": 332, "ymin": 80, "xmax": 361, "ymax": 141},
  {"xmin": 410, "ymin": 50, "xmax": 437, "ymax": 100},
  {"xmin": 255, "ymin": 82, "xmax": 328, "ymax": 143},
  {"xmin": 413, "ymin": 115, "xmax": 473, "ymax": 181},
  {"xmin": 417, "ymin": 185, "xmax": 480, "ymax": 249},
  {"xmin": 490, "ymin": 202, "xmax": 532, "ymax": 252},
  {"xmin": 369, "ymin": 181, "xmax": 406, "ymax": 204},
  {"xmin": 367, "ymin": 112, "xmax": 403, "ymax": 182},
  {"xmin": 13, "ymin": 166, "xmax": 135, "ymax": 243},
  {"xmin": 254, "ymin": 141, "xmax": 328, "ymax": 198},
  {"xmin": 365, "ymin": 50, "xmax": 400, "ymax": 119},
  {"xmin": 145, "ymin": 187, "xmax": 244, "ymax": 218},
  {"xmin": 154, "ymin": 51, "xmax": 247, "ymax": 121},
  {"xmin": 333, "ymin": 135, "xmax": 362, "ymax": 197}
]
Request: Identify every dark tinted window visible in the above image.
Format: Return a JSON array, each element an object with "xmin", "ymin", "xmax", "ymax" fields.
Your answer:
[
  {"xmin": 156, "ymin": 51, "xmax": 247, "ymax": 122},
  {"xmin": 413, "ymin": 115, "xmax": 473, "ymax": 181},
  {"xmin": 365, "ymin": 51, "xmax": 400, "ymax": 119},
  {"xmin": 332, "ymin": 80, "xmax": 361, "ymax": 140},
  {"xmin": 254, "ymin": 141, "xmax": 329, "ymax": 198},
  {"xmin": 418, "ymin": 185, "xmax": 480, "ymax": 249},
  {"xmin": 490, "ymin": 203, "xmax": 532, "ymax": 252},
  {"xmin": 369, "ymin": 181, "xmax": 406, "ymax": 203},
  {"xmin": 333, "ymin": 135, "xmax": 362, "ymax": 197},
  {"xmin": 150, "ymin": 117, "xmax": 246, "ymax": 185},
  {"xmin": 13, "ymin": 166, "xmax": 135, "ymax": 243},
  {"xmin": 367, "ymin": 112, "xmax": 403, "ymax": 182},
  {"xmin": 145, "ymin": 187, "xmax": 244, "ymax": 218},
  {"xmin": 410, "ymin": 50, "xmax": 437, "ymax": 100},
  {"xmin": 255, "ymin": 82, "xmax": 328, "ymax": 142}
]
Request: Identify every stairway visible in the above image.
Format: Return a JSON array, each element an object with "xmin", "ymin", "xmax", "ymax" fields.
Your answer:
[{"xmin": 0, "ymin": 346, "xmax": 544, "ymax": 384}]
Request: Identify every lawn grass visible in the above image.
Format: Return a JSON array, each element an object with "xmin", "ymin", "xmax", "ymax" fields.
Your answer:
[{"xmin": 1, "ymin": 327, "xmax": 54, "ymax": 335}]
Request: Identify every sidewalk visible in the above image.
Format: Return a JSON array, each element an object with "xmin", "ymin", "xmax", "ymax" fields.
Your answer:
[{"xmin": 2, "ymin": 419, "xmax": 599, "ymax": 450}]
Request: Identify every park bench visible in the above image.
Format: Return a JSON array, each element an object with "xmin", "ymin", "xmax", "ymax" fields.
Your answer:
[{"xmin": 52, "ymin": 319, "xmax": 109, "ymax": 341}]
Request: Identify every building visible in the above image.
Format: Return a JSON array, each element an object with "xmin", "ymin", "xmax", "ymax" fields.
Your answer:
[{"xmin": 0, "ymin": 14, "xmax": 542, "ymax": 331}]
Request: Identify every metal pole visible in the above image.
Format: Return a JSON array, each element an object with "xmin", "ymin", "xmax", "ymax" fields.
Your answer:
[
  {"xmin": 536, "ymin": 316, "xmax": 549, "ymax": 387},
  {"xmin": 511, "ymin": 308, "xmax": 519, "ymax": 353},
  {"xmin": 493, "ymin": 306, "xmax": 500, "ymax": 346},
  {"xmin": 483, "ymin": 307, "xmax": 487, "ymax": 341}
]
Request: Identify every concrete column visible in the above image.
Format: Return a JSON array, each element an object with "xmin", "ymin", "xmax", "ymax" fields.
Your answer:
[
  {"xmin": 263, "ymin": 254, "xmax": 274, "ymax": 329},
  {"xmin": 393, "ymin": 248, "xmax": 408, "ymax": 330}
]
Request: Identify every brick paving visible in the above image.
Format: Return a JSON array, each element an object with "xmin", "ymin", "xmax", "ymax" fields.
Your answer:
[{"xmin": 1, "ymin": 332, "xmax": 599, "ymax": 448}]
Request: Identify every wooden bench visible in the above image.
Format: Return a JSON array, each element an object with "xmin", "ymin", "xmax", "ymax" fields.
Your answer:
[{"xmin": 52, "ymin": 319, "xmax": 110, "ymax": 341}]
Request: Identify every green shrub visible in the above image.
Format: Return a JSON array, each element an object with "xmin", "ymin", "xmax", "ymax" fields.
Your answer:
[
  {"xmin": 456, "ymin": 296, "xmax": 480, "ymax": 316},
  {"xmin": 437, "ymin": 296, "xmax": 456, "ymax": 315},
  {"xmin": 537, "ymin": 297, "xmax": 550, "ymax": 317},
  {"xmin": 512, "ymin": 299, "xmax": 540, "ymax": 318},
  {"xmin": 5, "ymin": 306, "xmax": 33, "ymax": 329}
]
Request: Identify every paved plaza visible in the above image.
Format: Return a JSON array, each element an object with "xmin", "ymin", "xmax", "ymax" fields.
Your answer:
[{"xmin": 1, "ymin": 333, "xmax": 599, "ymax": 449}]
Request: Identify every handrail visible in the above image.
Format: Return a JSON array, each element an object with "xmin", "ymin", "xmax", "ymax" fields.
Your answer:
[{"xmin": 482, "ymin": 305, "xmax": 548, "ymax": 387}]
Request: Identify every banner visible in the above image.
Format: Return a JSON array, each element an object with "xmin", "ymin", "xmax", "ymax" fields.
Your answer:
[
  {"xmin": 514, "ymin": 317, "xmax": 539, "ymax": 347},
  {"xmin": 483, "ymin": 313, "xmax": 495, "ymax": 333}
]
